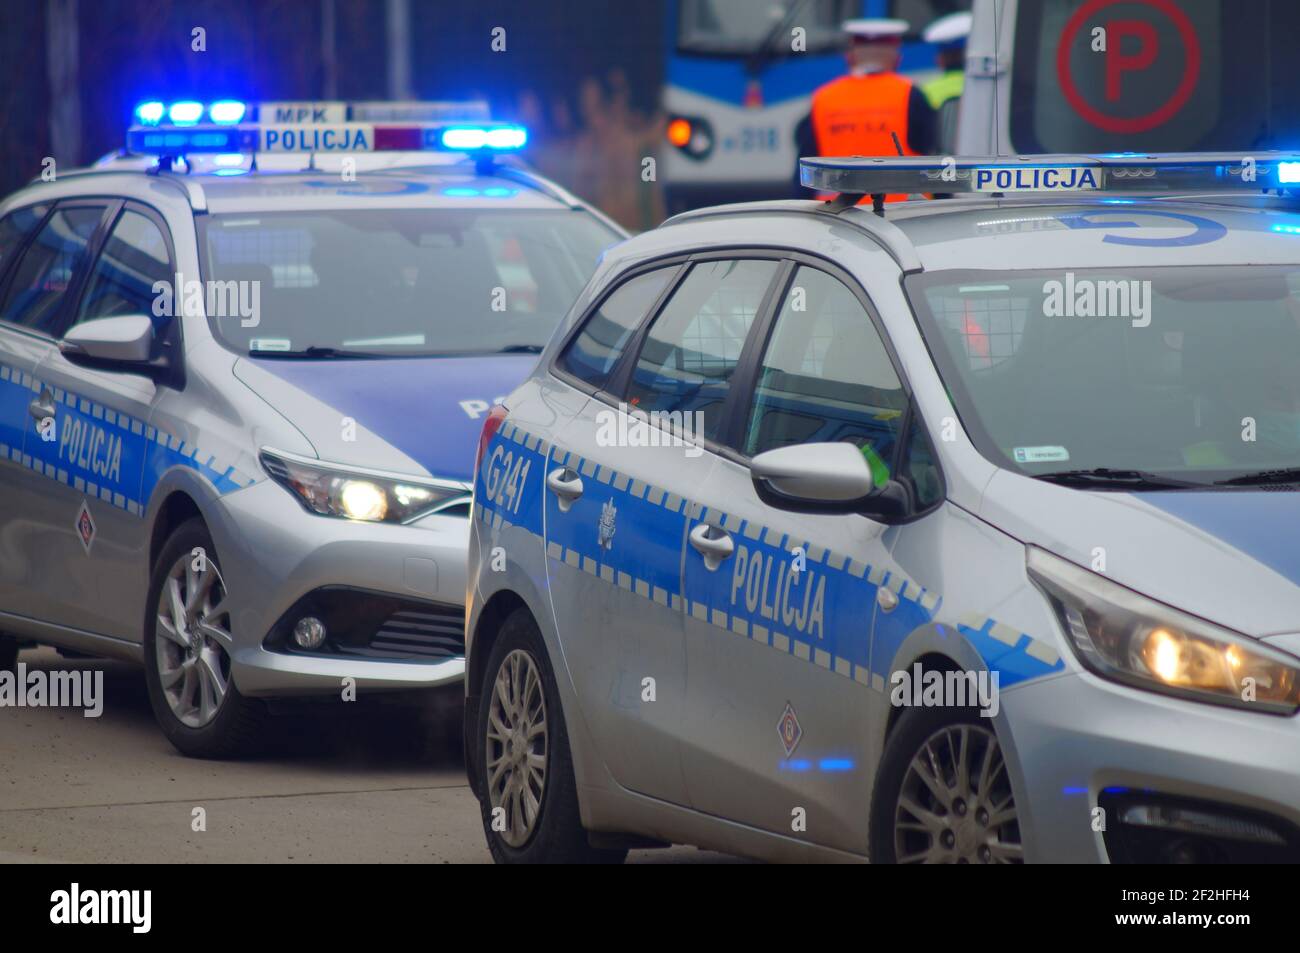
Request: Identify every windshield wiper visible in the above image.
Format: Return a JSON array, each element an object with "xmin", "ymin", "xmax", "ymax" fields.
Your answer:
[
  {"xmin": 1031, "ymin": 467, "xmax": 1204, "ymax": 490},
  {"xmin": 745, "ymin": 0, "xmax": 811, "ymax": 74},
  {"xmin": 249, "ymin": 346, "xmax": 386, "ymax": 360},
  {"xmin": 1215, "ymin": 467, "xmax": 1300, "ymax": 487},
  {"xmin": 496, "ymin": 344, "xmax": 544, "ymax": 354}
]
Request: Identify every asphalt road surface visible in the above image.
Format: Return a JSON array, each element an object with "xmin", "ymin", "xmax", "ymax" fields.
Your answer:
[{"xmin": 0, "ymin": 648, "xmax": 743, "ymax": 864}]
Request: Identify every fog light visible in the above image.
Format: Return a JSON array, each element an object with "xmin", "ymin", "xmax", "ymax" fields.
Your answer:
[{"xmin": 293, "ymin": 616, "xmax": 326, "ymax": 650}]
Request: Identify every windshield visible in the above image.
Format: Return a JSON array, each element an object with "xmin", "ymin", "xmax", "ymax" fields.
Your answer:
[
  {"xmin": 198, "ymin": 208, "xmax": 617, "ymax": 357},
  {"xmin": 676, "ymin": 0, "xmax": 853, "ymax": 55},
  {"xmin": 906, "ymin": 266, "xmax": 1300, "ymax": 485},
  {"xmin": 1012, "ymin": 0, "xmax": 1300, "ymax": 152}
]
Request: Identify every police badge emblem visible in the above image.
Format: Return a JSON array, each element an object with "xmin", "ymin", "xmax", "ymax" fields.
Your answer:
[{"xmin": 598, "ymin": 497, "xmax": 617, "ymax": 550}]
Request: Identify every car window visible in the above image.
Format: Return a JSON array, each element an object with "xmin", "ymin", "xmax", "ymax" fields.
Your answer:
[
  {"xmin": 625, "ymin": 258, "xmax": 778, "ymax": 441},
  {"xmin": 676, "ymin": 0, "xmax": 854, "ymax": 55},
  {"xmin": 0, "ymin": 205, "xmax": 104, "ymax": 335},
  {"xmin": 72, "ymin": 209, "xmax": 173, "ymax": 332},
  {"xmin": 557, "ymin": 267, "xmax": 675, "ymax": 391},
  {"xmin": 909, "ymin": 266, "xmax": 1300, "ymax": 482},
  {"xmin": 744, "ymin": 266, "xmax": 906, "ymax": 483},
  {"xmin": 0, "ymin": 204, "xmax": 51, "ymax": 287}
]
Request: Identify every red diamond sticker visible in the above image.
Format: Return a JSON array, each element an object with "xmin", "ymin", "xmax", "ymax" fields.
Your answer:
[
  {"xmin": 777, "ymin": 701, "xmax": 802, "ymax": 757},
  {"xmin": 76, "ymin": 499, "xmax": 95, "ymax": 555}
]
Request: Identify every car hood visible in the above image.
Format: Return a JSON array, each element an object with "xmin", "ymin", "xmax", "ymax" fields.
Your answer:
[
  {"xmin": 980, "ymin": 470, "xmax": 1300, "ymax": 639},
  {"xmin": 232, "ymin": 353, "xmax": 536, "ymax": 483}
]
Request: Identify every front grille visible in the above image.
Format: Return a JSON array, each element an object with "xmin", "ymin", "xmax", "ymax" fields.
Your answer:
[
  {"xmin": 265, "ymin": 587, "xmax": 464, "ymax": 661},
  {"xmin": 359, "ymin": 608, "xmax": 465, "ymax": 659}
]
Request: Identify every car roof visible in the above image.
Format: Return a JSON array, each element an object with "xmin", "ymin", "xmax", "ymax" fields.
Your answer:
[
  {"xmin": 194, "ymin": 169, "xmax": 571, "ymax": 214},
  {"xmin": 658, "ymin": 193, "xmax": 1300, "ymax": 272},
  {"xmin": 17, "ymin": 154, "xmax": 596, "ymax": 217}
]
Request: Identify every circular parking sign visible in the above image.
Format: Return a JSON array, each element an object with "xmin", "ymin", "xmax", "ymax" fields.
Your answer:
[{"xmin": 1056, "ymin": 0, "xmax": 1201, "ymax": 134}]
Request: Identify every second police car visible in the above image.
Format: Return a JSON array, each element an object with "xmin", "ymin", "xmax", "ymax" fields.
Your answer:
[
  {"xmin": 467, "ymin": 152, "xmax": 1300, "ymax": 863},
  {"xmin": 0, "ymin": 100, "xmax": 624, "ymax": 757}
]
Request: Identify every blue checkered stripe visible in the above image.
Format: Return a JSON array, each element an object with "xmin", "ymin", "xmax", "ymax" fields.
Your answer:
[
  {"xmin": 472, "ymin": 419, "xmax": 547, "ymax": 537},
  {"xmin": 474, "ymin": 419, "xmax": 1066, "ymax": 691},
  {"xmin": 0, "ymin": 360, "xmax": 256, "ymax": 517},
  {"xmin": 954, "ymin": 613, "xmax": 1065, "ymax": 687}
]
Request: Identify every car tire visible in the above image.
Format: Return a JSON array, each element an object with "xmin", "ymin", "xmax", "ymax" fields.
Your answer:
[
  {"xmin": 869, "ymin": 703, "xmax": 1024, "ymax": 864},
  {"xmin": 0, "ymin": 633, "xmax": 18, "ymax": 673},
  {"xmin": 475, "ymin": 607, "xmax": 626, "ymax": 864},
  {"xmin": 142, "ymin": 517, "xmax": 266, "ymax": 759}
]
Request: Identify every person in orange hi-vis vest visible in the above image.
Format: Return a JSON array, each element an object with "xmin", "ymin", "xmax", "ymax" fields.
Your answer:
[{"xmin": 799, "ymin": 18, "xmax": 937, "ymax": 204}]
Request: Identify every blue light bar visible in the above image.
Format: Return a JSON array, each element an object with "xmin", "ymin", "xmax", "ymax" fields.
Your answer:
[
  {"xmin": 800, "ymin": 153, "xmax": 1300, "ymax": 197},
  {"xmin": 440, "ymin": 125, "xmax": 527, "ymax": 151},
  {"xmin": 208, "ymin": 100, "xmax": 247, "ymax": 124},
  {"xmin": 126, "ymin": 127, "xmax": 253, "ymax": 154},
  {"xmin": 168, "ymin": 101, "xmax": 204, "ymax": 126},
  {"xmin": 135, "ymin": 101, "xmax": 165, "ymax": 126},
  {"xmin": 126, "ymin": 101, "xmax": 528, "ymax": 161}
]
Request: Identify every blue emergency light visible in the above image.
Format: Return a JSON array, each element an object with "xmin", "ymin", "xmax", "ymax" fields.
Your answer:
[
  {"xmin": 440, "ymin": 126, "xmax": 528, "ymax": 150},
  {"xmin": 126, "ymin": 100, "xmax": 526, "ymax": 163},
  {"xmin": 800, "ymin": 153, "xmax": 1300, "ymax": 199}
]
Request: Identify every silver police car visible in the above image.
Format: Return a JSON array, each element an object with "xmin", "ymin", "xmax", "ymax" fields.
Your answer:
[
  {"xmin": 0, "ymin": 100, "xmax": 623, "ymax": 757},
  {"xmin": 467, "ymin": 153, "xmax": 1300, "ymax": 863}
]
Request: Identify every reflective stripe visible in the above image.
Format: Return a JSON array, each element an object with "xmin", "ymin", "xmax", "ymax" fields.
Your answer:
[{"xmin": 476, "ymin": 421, "xmax": 1066, "ymax": 692}]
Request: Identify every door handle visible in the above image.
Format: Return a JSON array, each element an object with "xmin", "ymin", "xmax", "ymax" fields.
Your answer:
[
  {"xmin": 689, "ymin": 522, "xmax": 734, "ymax": 571},
  {"xmin": 877, "ymin": 586, "xmax": 899, "ymax": 612},
  {"xmin": 546, "ymin": 467, "xmax": 583, "ymax": 512}
]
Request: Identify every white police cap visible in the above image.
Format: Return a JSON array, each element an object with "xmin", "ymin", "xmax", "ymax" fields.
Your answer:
[
  {"xmin": 923, "ymin": 12, "xmax": 972, "ymax": 46},
  {"xmin": 842, "ymin": 18, "xmax": 908, "ymax": 40}
]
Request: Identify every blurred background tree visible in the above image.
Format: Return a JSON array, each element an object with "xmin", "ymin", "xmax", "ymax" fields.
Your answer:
[{"xmin": 0, "ymin": 0, "xmax": 667, "ymax": 229}]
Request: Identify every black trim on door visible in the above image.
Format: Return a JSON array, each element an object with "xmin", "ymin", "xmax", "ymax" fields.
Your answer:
[
  {"xmin": 0, "ymin": 201, "xmax": 57, "ymax": 310},
  {"xmin": 56, "ymin": 200, "xmax": 186, "ymax": 391},
  {"xmin": 548, "ymin": 244, "xmax": 948, "ymax": 520},
  {"xmin": 0, "ymin": 199, "xmax": 117, "ymax": 345}
]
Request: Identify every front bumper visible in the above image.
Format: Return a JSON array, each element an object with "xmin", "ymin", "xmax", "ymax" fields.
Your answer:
[
  {"xmin": 207, "ymin": 479, "xmax": 470, "ymax": 697},
  {"xmin": 232, "ymin": 644, "xmax": 464, "ymax": 697},
  {"xmin": 1005, "ymin": 669, "xmax": 1300, "ymax": 862}
]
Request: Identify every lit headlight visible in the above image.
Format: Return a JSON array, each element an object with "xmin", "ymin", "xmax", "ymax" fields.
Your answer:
[
  {"xmin": 1027, "ymin": 547, "xmax": 1300, "ymax": 715},
  {"xmin": 260, "ymin": 451, "xmax": 468, "ymax": 524}
]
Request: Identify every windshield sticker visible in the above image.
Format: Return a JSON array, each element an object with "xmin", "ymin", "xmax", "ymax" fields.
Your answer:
[
  {"xmin": 249, "ymin": 338, "xmax": 292, "ymax": 352},
  {"xmin": 1013, "ymin": 446, "xmax": 1070, "ymax": 464}
]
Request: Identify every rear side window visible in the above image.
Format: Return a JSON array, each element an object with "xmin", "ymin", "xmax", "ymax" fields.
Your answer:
[
  {"xmin": 625, "ymin": 259, "xmax": 778, "ymax": 441},
  {"xmin": 73, "ymin": 209, "xmax": 173, "ymax": 332},
  {"xmin": 557, "ymin": 268, "xmax": 674, "ymax": 390},
  {"xmin": 744, "ymin": 266, "xmax": 906, "ymax": 475},
  {"xmin": 0, "ymin": 204, "xmax": 50, "ymax": 284},
  {"xmin": 0, "ymin": 205, "xmax": 104, "ymax": 335}
]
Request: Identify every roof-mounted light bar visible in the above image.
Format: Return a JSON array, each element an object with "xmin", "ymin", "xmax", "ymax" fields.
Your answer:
[
  {"xmin": 127, "ymin": 99, "xmax": 521, "ymax": 160},
  {"xmin": 800, "ymin": 153, "xmax": 1300, "ymax": 199}
]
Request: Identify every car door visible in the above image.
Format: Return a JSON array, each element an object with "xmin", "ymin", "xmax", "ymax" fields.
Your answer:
[
  {"xmin": 25, "ymin": 203, "xmax": 174, "ymax": 640},
  {"xmin": 0, "ymin": 201, "xmax": 111, "ymax": 623},
  {"xmin": 678, "ymin": 260, "xmax": 933, "ymax": 852},
  {"xmin": 543, "ymin": 256, "xmax": 781, "ymax": 806}
]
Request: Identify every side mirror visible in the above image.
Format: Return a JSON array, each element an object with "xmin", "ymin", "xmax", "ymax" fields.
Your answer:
[
  {"xmin": 751, "ymin": 442, "xmax": 876, "ymax": 502},
  {"xmin": 750, "ymin": 442, "xmax": 910, "ymax": 520},
  {"xmin": 61, "ymin": 315, "xmax": 156, "ymax": 367}
]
